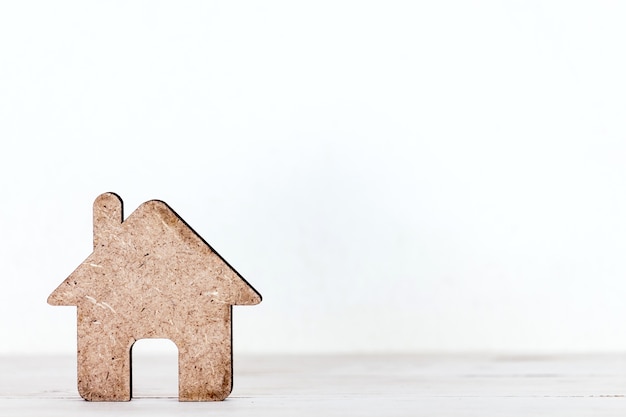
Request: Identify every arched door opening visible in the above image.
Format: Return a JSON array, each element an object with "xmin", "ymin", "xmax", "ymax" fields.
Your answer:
[{"xmin": 130, "ymin": 338, "xmax": 178, "ymax": 399}]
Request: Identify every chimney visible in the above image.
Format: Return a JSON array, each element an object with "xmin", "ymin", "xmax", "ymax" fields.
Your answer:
[{"xmin": 93, "ymin": 192, "xmax": 123, "ymax": 249}]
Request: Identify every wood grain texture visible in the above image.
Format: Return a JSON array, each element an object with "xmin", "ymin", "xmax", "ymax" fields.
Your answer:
[
  {"xmin": 2, "ymin": 354, "xmax": 626, "ymax": 416},
  {"xmin": 47, "ymin": 193, "xmax": 261, "ymax": 401}
]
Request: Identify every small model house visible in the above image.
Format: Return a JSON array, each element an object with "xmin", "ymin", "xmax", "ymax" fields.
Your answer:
[{"xmin": 47, "ymin": 193, "xmax": 261, "ymax": 401}]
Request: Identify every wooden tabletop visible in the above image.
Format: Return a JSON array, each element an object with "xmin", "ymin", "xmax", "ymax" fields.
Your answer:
[{"xmin": 2, "ymin": 354, "xmax": 626, "ymax": 416}]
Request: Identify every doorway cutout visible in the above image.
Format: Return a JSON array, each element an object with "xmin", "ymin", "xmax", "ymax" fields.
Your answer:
[{"xmin": 131, "ymin": 338, "xmax": 178, "ymax": 399}]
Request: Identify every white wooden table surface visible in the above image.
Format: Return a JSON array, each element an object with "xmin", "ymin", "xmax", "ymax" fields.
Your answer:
[{"xmin": 2, "ymin": 354, "xmax": 626, "ymax": 416}]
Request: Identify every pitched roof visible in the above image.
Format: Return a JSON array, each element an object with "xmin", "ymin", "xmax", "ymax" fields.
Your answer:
[{"xmin": 48, "ymin": 194, "xmax": 261, "ymax": 307}]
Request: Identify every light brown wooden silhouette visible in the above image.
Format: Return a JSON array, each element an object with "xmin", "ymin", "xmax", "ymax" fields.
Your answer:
[{"xmin": 48, "ymin": 193, "xmax": 261, "ymax": 401}]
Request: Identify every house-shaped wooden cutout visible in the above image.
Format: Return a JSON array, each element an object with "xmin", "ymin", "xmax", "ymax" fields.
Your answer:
[{"xmin": 48, "ymin": 193, "xmax": 261, "ymax": 401}]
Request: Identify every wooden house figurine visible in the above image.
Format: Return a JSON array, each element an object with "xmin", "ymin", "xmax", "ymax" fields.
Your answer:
[{"xmin": 47, "ymin": 193, "xmax": 262, "ymax": 401}]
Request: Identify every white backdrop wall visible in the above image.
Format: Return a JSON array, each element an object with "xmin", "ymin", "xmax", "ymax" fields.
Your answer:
[{"xmin": 1, "ymin": 1, "xmax": 626, "ymax": 354}]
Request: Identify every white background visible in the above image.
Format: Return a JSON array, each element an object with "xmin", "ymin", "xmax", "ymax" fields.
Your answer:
[{"xmin": 1, "ymin": 1, "xmax": 626, "ymax": 355}]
